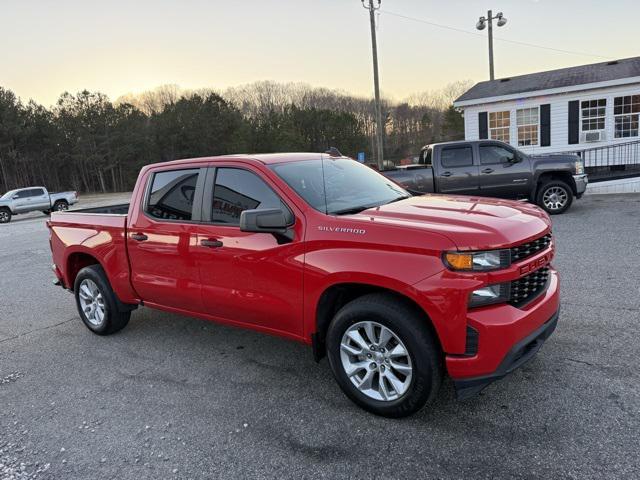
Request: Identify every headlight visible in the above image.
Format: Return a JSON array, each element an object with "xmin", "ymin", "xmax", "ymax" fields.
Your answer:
[
  {"xmin": 574, "ymin": 160, "xmax": 584, "ymax": 175},
  {"xmin": 469, "ymin": 282, "xmax": 511, "ymax": 308},
  {"xmin": 443, "ymin": 249, "xmax": 511, "ymax": 271}
]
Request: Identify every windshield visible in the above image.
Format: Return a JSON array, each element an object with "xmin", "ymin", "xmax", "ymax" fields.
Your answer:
[
  {"xmin": 0, "ymin": 190, "xmax": 15, "ymax": 200},
  {"xmin": 271, "ymin": 157, "xmax": 409, "ymax": 215}
]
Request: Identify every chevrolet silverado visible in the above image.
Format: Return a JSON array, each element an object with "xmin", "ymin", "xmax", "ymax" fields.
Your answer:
[
  {"xmin": 382, "ymin": 140, "xmax": 587, "ymax": 214},
  {"xmin": 48, "ymin": 152, "xmax": 560, "ymax": 417}
]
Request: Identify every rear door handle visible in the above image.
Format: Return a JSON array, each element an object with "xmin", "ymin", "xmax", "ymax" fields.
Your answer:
[
  {"xmin": 131, "ymin": 233, "xmax": 148, "ymax": 241},
  {"xmin": 201, "ymin": 239, "xmax": 223, "ymax": 248},
  {"xmin": 441, "ymin": 171, "xmax": 452, "ymax": 177},
  {"xmin": 482, "ymin": 168, "xmax": 494, "ymax": 174}
]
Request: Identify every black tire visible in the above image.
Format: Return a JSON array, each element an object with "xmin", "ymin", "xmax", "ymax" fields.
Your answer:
[
  {"xmin": 0, "ymin": 208, "xmax": 11, "ymax": 224},
  {"xmin": 326, "ymin": 293, "xmax": 443, "ymax": 418},
  {"xmin": 536, "ymin": 180, "xmax": 573, "ymax": 214},
  {"xmin": 74, "ymin": 264, "xmax": 130, "ymax": 335},
  {"xmin": 53, "ymin": 200, "xmax": 69, "ymax": 212}
]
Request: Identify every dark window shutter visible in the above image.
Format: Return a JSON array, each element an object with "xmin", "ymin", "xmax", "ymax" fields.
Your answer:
[
  {"xmin": 478, "ymin": 112, "xmax": 488, "ymax": 139},
  {"xmin": 568, "ymin": 100, "xmax": 579, "ymax": 144},
  {"xmin": 540, "ymin": 104, "xmax": 551, "ymax": 146}
]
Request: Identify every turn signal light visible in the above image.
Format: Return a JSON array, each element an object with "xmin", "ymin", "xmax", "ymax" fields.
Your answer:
[
  {"xmin": 443, "ymin": 249, "xmax": 511, "ymax": 271},
  {"xmin": 444, "ymin": 252, "xmax": 473, "ymax": 270}
]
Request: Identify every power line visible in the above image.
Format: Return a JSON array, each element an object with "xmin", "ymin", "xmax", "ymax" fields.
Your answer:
[{"xmin": 380, "ymin": 9, "xmax": 612, "ymax": 60}]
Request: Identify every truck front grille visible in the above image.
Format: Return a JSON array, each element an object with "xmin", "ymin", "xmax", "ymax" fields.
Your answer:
[
  {"xmin": 509, "ymin": 267, "xmax": 550, "ymax": 307},
  {"xmin": 511, "ymin": 234, "xmax": 552, "ymax": 262}
]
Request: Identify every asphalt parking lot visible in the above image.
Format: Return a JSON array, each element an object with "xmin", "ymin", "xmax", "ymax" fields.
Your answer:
[{"xmin": 1, "ymin": 193, "xmax": 639, "ymax": 479}]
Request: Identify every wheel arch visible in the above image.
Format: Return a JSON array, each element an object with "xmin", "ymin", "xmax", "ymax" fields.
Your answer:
[
  {"xmin": 535, "ymin": 171, "xmax": 577, "ymax": 196},
  {"xmin": 66, "ymin": 249, "xmax": 137, "ymax": 313},
  {"xmin": 65, "ymin": 250, "xmax": 102, "ymax": 292},
  {"xmin": 312, "ymin": 282, "xmax": 441, "ymax": 362}
]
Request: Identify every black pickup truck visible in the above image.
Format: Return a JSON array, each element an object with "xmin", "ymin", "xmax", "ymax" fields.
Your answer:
[{"xmin": 382, "ymin": 140, "xmax": 588, "ymax": 214}]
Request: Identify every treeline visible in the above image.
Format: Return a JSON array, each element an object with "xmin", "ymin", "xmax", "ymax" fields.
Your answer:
[{"xmin": 0, "ymin": 81, "xmax": 471, "ymax": 193}]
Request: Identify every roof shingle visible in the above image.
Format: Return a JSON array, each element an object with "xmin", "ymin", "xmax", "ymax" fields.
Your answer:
[{"xmin": 455, "ymin": 56, "xmax": 640, "ymax": 104}]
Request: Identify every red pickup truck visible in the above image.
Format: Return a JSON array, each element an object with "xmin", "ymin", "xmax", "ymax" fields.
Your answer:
[{"xmin": 48, "ymin": 152, "xmax": 559, "ymax": 417}]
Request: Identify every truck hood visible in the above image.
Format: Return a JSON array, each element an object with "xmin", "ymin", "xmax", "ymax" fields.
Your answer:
[{"xmin": 353, "ymin": 194, "xmax": 551, "ymax": 250}]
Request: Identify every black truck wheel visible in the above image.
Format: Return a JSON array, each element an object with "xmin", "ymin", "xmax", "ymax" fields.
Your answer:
[
  {"xmin": 326, "ymin": 293, "xmax": 442, "ymax": 418},
  {"xmin": 74, "ymin": 265, "xmax": 131, "ymax": 335},
  {"xmin": 536, "ymin": 180, "xmax": 573, "ymax": 215},
  {"xmin": 0, "ymin": 208, "xmax": 11, "ymax": 223}
]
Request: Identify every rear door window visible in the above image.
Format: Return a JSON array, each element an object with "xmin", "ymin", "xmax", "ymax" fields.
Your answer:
[
  {"xmin": 441, "ymin": 147, "xmax": 473, "ymax": 168},
  {"xmin": 146, "ymin": 169, "xmax": 200, "ymax": 221},
  {"xmin": 31, "ymin": 188, "xmax": 45, "ymax": 197},
  {"xmin": 211, "ymin": 168, "xmax": 285, "ymax": 225}
]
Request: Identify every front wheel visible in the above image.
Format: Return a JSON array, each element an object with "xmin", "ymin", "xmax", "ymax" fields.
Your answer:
[
  {"xmin": 536, "ymin": 180, "xmax": 573, "ymax": 214},
  {"xmin": 326, "ymin": 293, "xmax": 442, "ymax": 418},
  {"xmin": 74, "ymin": 265, "xmax": 130, "ymax": 335}
]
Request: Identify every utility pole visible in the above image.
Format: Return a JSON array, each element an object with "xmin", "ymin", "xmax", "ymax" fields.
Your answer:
[
  {"xmin": 476, "ymin": 10, "xmax": 507, "ymax": 81},
  {"xmin": 362, "ymin": 0, "xmax": 385, "ymax": 169}
]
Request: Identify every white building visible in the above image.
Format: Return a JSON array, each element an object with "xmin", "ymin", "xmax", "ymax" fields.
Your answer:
[{"xmin": 453, "ymin": 57, "xmax": 640, "ymax": 170}]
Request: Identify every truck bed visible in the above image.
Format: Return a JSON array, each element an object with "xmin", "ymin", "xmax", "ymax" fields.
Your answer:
[
  {"xmin": 382, "ymin": 166, "xmax": 434, "ymax": 195},
  {"xmin": 48, "ymin": 206, "xmax": 132, "ymax": 297},
  {"xmin": 68, "ymin": 203, "xmax": 130, "ymax": 215}
]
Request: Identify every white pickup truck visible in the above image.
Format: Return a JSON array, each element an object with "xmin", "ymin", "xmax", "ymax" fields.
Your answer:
[{"xmin": 0, "ymin": 186, "xmax": 78, "ymax": 223}]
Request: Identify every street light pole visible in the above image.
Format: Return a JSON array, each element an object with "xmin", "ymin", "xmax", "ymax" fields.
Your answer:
[
  {"xmin": 476, "ymin": 10, "xmax": 507, "ymax": 81},
  {"xmin": 362, "ymin": 0, "xmax": 385, "ymax": 170},
  {"xmin": 487, "ymin": 10, "xmax": 495, "ymax": 80}
]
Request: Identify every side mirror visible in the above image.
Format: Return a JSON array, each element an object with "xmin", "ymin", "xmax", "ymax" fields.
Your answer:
[
  {"xmin": 240, "ymin": 208, "xmax": 295, "ymax": 241},
  {"xmin": 12, "ymin": 195, "xmax": 19, "ymax": 199}
]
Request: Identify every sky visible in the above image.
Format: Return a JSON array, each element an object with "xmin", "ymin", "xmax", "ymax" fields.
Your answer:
[{"xmin": 1, "ymin": 0, "xmax": 638, "ymax": 107}]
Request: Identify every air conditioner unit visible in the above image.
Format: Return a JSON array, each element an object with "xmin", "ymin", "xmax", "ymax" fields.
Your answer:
[{"xmin": 581, "ymin": 131, "xmax": 606, "ymax": 143}]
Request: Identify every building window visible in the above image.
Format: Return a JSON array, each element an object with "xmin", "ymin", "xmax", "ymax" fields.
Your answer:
[
  {"xmin": 516, "ymin": 107, "xmax": 539, "ymax": 146},
  {"xmin": 581, "ymin": 99, "xmax": 606, "ymax": 131},
  {"xmin": 489, "ymin": 111, "xmax": 510, "ymax": 142},
  {"xmin": 614, "ymin": 95, "xmax": 640, "ymax": 138}
]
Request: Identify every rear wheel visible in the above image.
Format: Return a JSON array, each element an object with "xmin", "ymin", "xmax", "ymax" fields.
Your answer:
[
  {"xmin": 536, "ymin": 180, "xmax": 573, "ymax": 214},
  {"xmin": 0, "ymin": 208, "xmax": 11, "ymax": 223},
  {"xmin": 326, "ymin": 293, "xmax": 442, "ymax": 418},
  {"xmin": 74, "ymin": 265, "xmax": 130, "ymax": 335},
  {"xmin": 53, "ymin": 200, "xmax": 69, "ymax": 211}
]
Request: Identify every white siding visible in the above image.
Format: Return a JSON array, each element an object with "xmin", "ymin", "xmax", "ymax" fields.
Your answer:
[{"xmin": 459, "ymin": 82, "xmax": 640, "ymax": 166}]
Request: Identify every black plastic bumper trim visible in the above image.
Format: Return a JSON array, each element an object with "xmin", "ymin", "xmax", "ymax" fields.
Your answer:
[{"xmin": 453, "ymin": 308, "xmax": 559, "ymax": 400}]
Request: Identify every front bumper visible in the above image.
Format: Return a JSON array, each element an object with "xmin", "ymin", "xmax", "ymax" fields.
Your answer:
[
  {"xmin": 573, "ymin": 174, "xmax": 588, "ymax": 197},
  {"xmin": 453, "ymin": 309, "xmax": 558, "ymax": 399},
  {"xmin": 445, "ymin": 268, "xmax": 559, "ymax": 398}
]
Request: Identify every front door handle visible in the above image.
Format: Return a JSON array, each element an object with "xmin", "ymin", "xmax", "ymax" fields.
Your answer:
[
  {"xmin": 131, "ymin": 233, "xmax": 148, "ymax": 242},
  {"xmin": 201, "ymin": 239, "xmax": 223, "ymax": 248},
  {"xmin": 482, "ymin": 168, "xmax": 494, "ymax": 174},
  {"xmin": 441, "ymin": 171, "xmax": 452, "ymax": 177}
]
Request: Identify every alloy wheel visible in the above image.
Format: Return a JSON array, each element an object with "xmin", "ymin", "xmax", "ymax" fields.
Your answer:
[
  {"xmin": 542, "ymin": 186, "xmax": 568, "ymax": 211},
  {"xmin": 78, "ymin": 279, "xmax": 106, "ymax": 326},
  {"xmin": 340, "ymin": 321, "xmax": 413, "ymax": 401}
]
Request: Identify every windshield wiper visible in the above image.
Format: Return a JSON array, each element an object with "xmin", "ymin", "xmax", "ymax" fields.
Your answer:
[
  {"xmin": 385, "ymin": 195, "xmax": 411, "ymax": 204},
  {"xmin": 331, "ymin": 205, "xmax": 375, "ymax": 215},
  {"xmin": 331, "ymin": 196, "xmax": 410, "ymax": 215}
]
